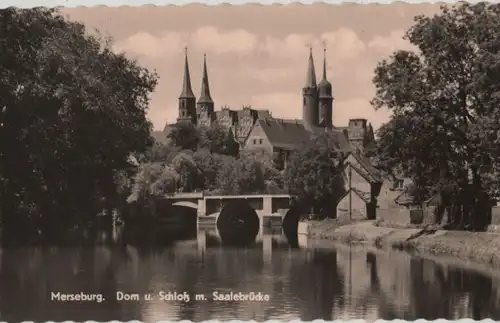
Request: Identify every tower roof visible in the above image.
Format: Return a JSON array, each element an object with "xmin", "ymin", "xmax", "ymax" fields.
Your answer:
[
  {"xmin": 318, "ymin": 47, "xmax": 332, "ymax": 98},
  {"xmin": 304, "ymin": 47, "xmax": 317, "ymax": 88},
  {"xmin": 198, "ymin": 53, "xmax": 213, "ymax": 104},
  {"xmin": 179, "ymin": 47, "xmax": 195, "ymax": 99}
]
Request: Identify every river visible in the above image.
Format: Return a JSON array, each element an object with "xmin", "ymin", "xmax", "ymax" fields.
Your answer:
[{"xmin": 1, "ymin": 226, "xmax": 500, "ymax": 321}]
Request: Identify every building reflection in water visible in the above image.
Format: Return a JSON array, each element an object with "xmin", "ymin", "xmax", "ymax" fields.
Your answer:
[{"xmin": 3, "ymin": 226, "xmax": 500, "ymax": 321}]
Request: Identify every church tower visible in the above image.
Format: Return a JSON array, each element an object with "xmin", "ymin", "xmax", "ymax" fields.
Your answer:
[
  {"xmin": 318, "ymin": 47, "xmax": 333, "ymax": 128},
  {"xmin": 196, "ymin": 54, "xmax": 215, "ymax": 127},
  {"xmin": 177, "ymin": 48, "xmax": 197, "ymax": 124},
  {"xmin": 302, "ymin": 48, "xmax": 319, "ymax": 130}
]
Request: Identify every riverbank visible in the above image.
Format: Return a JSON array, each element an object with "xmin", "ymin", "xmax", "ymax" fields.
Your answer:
[{"xmin": 305, "ymin": 219, "xmax": 500, "ymax": 267}]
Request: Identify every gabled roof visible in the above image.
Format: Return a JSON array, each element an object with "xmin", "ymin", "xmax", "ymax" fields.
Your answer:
[
  {"xmin": 256, "ymin": 119, "xmax": 312, "ymax": 150},
  {"xmin": 256, "ymin": 118, "xmax": 351, "ymax": 152},
  {"xmin": 349, "ymin": 151, "xmax": 383, "ymax": 182},
  {"xmin": 309, "ymin": 126, "xmax": 351, "ymax": 152},
  {"xmin": 394, "ymin": 191, "xmax": 416, "ymax": 206},
  {"xmin": 345, "ymin": 162, "xmax": 379, "ymax": 184},
  {"xmin": 352, "ymin": 188, "xmax": 372, "ymax": 203},
  {"xmin": 424, "ymin": 192, "xmax": 442, "ymax": 206},
  {"xmin": 338, "ymin": 188, "xmax": 371, "ymax": 204}
]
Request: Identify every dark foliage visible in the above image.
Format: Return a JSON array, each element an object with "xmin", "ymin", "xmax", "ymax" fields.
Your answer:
[
  {"xmin": 372, "ymin": 3, "xmax": 500, "ymax": 229},
  {"xmin": 283, "ymin": 132, "xmax": 345, "ymax": 216},
  {"xmin": 0, "ymin": 8, "xmax": 157, "ymax": 239}
]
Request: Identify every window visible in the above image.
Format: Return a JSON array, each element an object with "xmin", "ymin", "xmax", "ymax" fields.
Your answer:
[
  {"xmin": 253, "ymin": 139, "xmax": 256, "ymax": 144},
  {"xmin": 395, "ymin": 179, "xmax": 404, "ymax": 190},
  {"xmin": 259, "ymin": 139, "xmax": 263, "ymax": 144}
]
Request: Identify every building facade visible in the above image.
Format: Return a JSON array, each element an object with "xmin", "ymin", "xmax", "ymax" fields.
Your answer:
[
  {"xmin": 242, "ymin": 48, "xmax": 375, "ymax": 158},
  {"xmin": 161, "ymin": 47, "xmax": 409, "ymax": 220},
  {"xmin": 173, "ymin": 49, "xmax": 271, "ymax": 146},
  {"xmin": 170, "ymin": 47, "xmax": 375, "ymax": 152},
  {"xmin": 336, "ymin": 152, "xmax": 383, "ymax": 220}
]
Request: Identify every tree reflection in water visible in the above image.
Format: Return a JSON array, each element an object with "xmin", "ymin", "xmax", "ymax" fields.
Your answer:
[
  {"xmin": 346, "ymin": 250, "xmax": 500, "ymax": 320},
  {"xmin": 288, "ymin": 248, "xmax": 344, "ymax": 321},
  {"xmin": 0, "ymin": 242, "xmax": 141, "ymax": 321},
  {"xmin": 3, "ymin": 228, "xmax": 500, "ymax": 321},
  {"xmin": 407, "ymin": 257, "xmax": 500, "ymax": 320}
]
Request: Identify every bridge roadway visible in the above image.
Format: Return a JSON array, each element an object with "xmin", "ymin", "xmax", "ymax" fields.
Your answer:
[{"xmin": 164, "ymin": 192, "xmax": 293, "ymax": 227}]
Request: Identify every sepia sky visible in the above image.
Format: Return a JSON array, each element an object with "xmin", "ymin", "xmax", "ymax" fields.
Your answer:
[{"xmin": 60, "ymin": 4, "xmax": 442, "ymax": 131}]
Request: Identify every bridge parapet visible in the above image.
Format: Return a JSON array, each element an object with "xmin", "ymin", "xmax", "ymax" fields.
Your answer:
[
  {"xmin": 203, "ymin": 194, "xmax": 291, "ymax": 217},
  {"xmin": 166, "ymin": 192, "xmax": 204, "ymax": 199},
  {"xmin": 164, "ymin": 193, "xmax": 293, "ymax": 227}
]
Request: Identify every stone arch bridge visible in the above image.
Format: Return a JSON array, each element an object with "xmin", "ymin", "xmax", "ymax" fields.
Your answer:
[{"xmin": 164, "ymin": 192, "xmax": 294, "ymax": 227}]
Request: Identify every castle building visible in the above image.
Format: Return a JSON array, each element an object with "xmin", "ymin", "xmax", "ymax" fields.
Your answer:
[
  {"xmin": 167, "ymin": 47, "xmax": 375, "ymax": 156},
  {"xmin": 173, "ymin": 49, "xmax": 272, "ymax": 146},
  {"xmin": 243, "ymin": 48, "xmax": 375, "ymax": 161},
  {"xmin": 156, "ymin": 46, "xmax": 402, "ymax": 221}
]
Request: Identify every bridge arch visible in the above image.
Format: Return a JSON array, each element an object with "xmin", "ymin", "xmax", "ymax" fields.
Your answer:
[
  {"xmin": 172, "ymin": 201, "xmax": 198, "ymax": 209},
  {"xmin": 217, "ymin": 200, "xmax": 260, "ymax": 245},
  {"xmin": 154, "ymin": 202, "xmax": 198, "ymax": 232},
  {"xmin": 282, "ymin": 203, "xmax": 305, "ymax": 233}
]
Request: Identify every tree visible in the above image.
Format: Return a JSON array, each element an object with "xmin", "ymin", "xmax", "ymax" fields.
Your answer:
[
  {"xmin": 0, "ymin": 8, "xmax": 157, "ymax": 235},
  {"xmin": 142, "ymin": 141, "xmax": 181, "ymax": 164},
  {"xmin": 166, "ymin": 122, "xmax": 199, "ymax": 150},
  {"xmin": 283, "ymin": 133, "xmax": 345, "ymax": 216},
  {"xmin": 372, "ymin": 3, "xmax": 500, "ymax": 229},
  {"xmin": 239, "ymin": 149, "xmax": 285, "ymax": 194},
  {"xmin": 171, "ymin": 152, "xmax": 203, "ymax": 192},
  {"xmin": 192, "ymin": 149, "xmax": 232, "ymax": 193},
  {"xmin": 127, "ymin": 163, "xmax": 179, "ymax": 203},
  {"xmin": 215, "ymin": 154, "xmax": 266, "ymax": 195},
  {"xmin": 198, "ymin": 123, "xmax": 240, "ymax": 157}
]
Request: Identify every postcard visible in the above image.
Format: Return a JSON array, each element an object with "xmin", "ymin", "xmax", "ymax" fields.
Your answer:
[{"xmin": 1, "ymin": 2, "xmax": 499, "ymax": 321}]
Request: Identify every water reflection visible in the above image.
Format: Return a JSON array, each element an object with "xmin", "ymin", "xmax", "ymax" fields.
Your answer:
[{"xmin": 2, "ymin": 226, "xmax": 500, "ymax": 321}]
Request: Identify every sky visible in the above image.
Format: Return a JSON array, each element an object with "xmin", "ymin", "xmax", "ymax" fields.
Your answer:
[{"xmin": 60, "ymin": 4, "xmax": 443, "ymax": 131}]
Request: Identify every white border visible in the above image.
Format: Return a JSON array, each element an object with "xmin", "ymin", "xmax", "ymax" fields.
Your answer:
[{"xmin": 1, "ymin": 1, "xmax": 492, "ymax": 9}]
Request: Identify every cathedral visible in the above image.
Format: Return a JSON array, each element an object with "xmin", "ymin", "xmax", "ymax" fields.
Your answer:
[
  {"xmin": 175, "ymin": 49, "xmax": 272, "ymax": 146},
  {"xmin": 162, "ymin": 47, "xmax": 395, "ymax": 220},
  {"xmin": 168, "ymin": 47, "xmax": 375, "ymax": 155}
]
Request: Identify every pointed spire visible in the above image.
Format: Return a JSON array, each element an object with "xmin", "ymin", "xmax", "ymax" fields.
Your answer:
[
  {"xmin": 305, "ymin": 47, "xmax": 317, "ymax": 88},
  {"xmin": 198, "ymin": 53, "xmax": 213, "ymax": 104},
  {"xmin": 322, "ymin": 46, "xmax": 327, "ymax": 81},
  {"xmin": 318, "ymin": 44, "xmax": 332, "ymax": 99},
  {"xmin": 179, "ymin": 47, "xmax": 195, "ymax": 99}
]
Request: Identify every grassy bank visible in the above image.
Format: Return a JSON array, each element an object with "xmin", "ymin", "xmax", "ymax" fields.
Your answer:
[{"xmin": 306, "ymin": 219, "xmax": 500, "ymax": 267}]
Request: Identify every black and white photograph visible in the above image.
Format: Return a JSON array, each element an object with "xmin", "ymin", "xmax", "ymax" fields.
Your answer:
[{"xmin": 1, "ymin": 2, "xmax": 500, "ymax": 321}]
